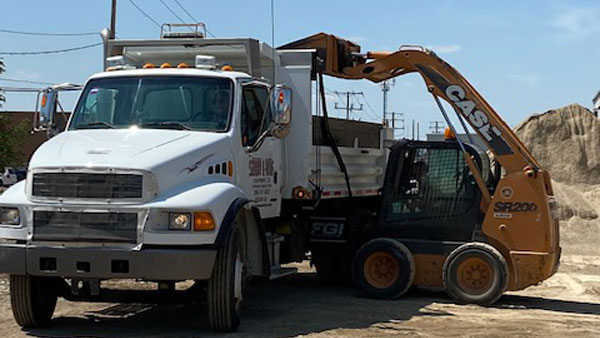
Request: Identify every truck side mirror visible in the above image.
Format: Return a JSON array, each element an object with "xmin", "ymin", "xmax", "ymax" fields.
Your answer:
[
  {"xmin": 37, "ymin": 88, "xmax": 58, "ymax": 129},
  {"xmin": 270, "ymin": 85, "xmax": 292, "ymax": 139}
]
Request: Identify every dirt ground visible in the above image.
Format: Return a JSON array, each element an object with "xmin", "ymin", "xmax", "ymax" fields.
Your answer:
[{"xmin": 0, "ymin": 251, "xmax": 598, "ymax": 338}]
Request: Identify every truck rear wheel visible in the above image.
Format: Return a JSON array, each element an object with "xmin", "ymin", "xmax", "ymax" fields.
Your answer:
[
  {"xmin": 207, "ymin": 227, "xmax": 243, "ymax": 332},
  {"xmin": 352, "ymin": 238, "xmax": 415, "ymax": 299},
  {"xmin": 442, "ymin": 242, "xmax": 508, "ymax": 305},
  {"xmin": 10, "ymin": 275, "xmax": 58, "ymax": 328}
]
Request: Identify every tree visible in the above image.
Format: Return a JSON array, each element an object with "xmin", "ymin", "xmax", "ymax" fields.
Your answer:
[
  {"xmin": 0, "ymin": 59, "xmax": 30, "ymax": 168},
  {"xmin": 0, "ymin": 115, "xmax": 30, "ymax": 169}
]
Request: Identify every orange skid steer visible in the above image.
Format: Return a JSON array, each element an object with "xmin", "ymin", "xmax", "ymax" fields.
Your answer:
[{"xmin": 284, "ymin": 33, "xmax": 560, "ymax": 304}]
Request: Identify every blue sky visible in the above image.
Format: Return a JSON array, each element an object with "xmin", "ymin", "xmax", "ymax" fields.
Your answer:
[{"xmin": 1, "ymin": 0, "xmax": 599, "ymax": 137}]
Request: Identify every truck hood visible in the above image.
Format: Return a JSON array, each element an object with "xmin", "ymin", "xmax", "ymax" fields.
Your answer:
[{"xmin": 29, "ymin": 129, "xmax": 233, "ymax": 193}]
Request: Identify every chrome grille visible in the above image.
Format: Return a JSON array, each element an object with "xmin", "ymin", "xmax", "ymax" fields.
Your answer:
[
  {"xmin": 33, "ymin": 173, "xmax": 143, "ymax": 199},
  {"xmin": 33, "ymin": 211, "xmax": 138, "ymax": 243}
]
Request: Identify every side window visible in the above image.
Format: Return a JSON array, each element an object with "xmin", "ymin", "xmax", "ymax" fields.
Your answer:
[
  {"xmin": 241, "ymin": 86, "xmax": 271, "ymax": 146},
  {"xmin": 387, "ymin": 147, "xmax": 476, "ymax": 221}
]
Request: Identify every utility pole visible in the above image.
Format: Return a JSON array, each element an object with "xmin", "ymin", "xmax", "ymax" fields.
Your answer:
[
  {"xmin": 411, "ymin": 120, "xmax": 421, "ymax": 140},
  {"xmin": 390, "ymin": 112, "xmax": 405, "ymax": 139},
  {"xmin": 334, "ymin": 91, "xmax": 363, "ymax": 120},
  {"xmin": 429, "ymin": 121, "xmax": 445, "ymax": 134},
  {"xmin": 381, "ymin": 80, "xmax": 395, "ymax": 125},
  {"xmin": 110, "ymin": 0, "xmax": 117, "ymax": 39}
]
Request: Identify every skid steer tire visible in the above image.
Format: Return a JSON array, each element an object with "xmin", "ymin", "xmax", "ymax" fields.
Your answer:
[
  {"xmin": 442, "ymin": 242, "xmax": 508, "ymax": 306},
  {"xmin": 352, "ymin": 238, "xmax": 415, "ymax": 299},
  {"xmin": 10, "ymin": 275, "xmax": 58, "ymax": 328},
  {"xmin": 207, "ymin": 227, "xmax": 243, "ymax": 332}
]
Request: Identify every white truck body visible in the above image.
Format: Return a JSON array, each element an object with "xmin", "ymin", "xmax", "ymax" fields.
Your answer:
[{"xmin": 0, "ymin": 33, "xmax": 391, "ymax": 317}]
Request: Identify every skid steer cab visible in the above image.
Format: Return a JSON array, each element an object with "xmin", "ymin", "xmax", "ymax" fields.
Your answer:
[{"xmin": 351, "ymin": 138, "xmax": 511, "ymax": 305}]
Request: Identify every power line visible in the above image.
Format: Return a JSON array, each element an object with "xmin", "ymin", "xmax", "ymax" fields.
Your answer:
[
  {"xmin": 0, "ymin": 28, "xmax": 98, "ymax": 37},
  {"xmin": 128, "ymin": 0, "xmax": 161, "ymax": 28},
  {"xmin": 334, "ymin": 91, "xmax": 363, "ymax": 120},
  {"xmin": 0, "ymin": 42, "xmax": 102, "ymax": 56},
  {"xmin": 160, "ymin": 0, "xmax": 189, "ymax": 27},
  {"xmin": 0, "ymin": 86, "xmax": 44, "ymax": 92},
  {"xmin": 355, "ymin": 95, "xmax": 379, "ymax": 121},
  {"xmin": 0, "ymin": 78, "xmax": 54, "ymax": 85},
  {"xmin": 173, "ymin": 0, "xmax": 216, "ymax": 38},
  {"xmin": 359, "ymin": 93, "xmax": 380, "ymax": 121},
  {"xmin": 174, "ymin": 0, "xmax": 197, "ymax": 21}
]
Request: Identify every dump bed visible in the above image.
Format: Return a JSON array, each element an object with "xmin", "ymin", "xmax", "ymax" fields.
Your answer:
[{"xmin": 309, "ymin": 117, "xmax": 391, "ymax": 198}]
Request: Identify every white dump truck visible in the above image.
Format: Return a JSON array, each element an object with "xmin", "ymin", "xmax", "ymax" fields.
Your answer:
[{"xmin": 0, "ymin": 25, "xmax": 391, "ymax": 332}]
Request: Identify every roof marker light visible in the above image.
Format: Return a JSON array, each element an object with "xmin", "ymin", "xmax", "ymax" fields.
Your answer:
[
  {"xmin": 177, "ymin": 62, "xmax": 190, "ymax": 68},
  {"xmin": 160, "ymin": 63, "xmax": 172, "ymax": 69},
  {"xmin": 143, "ymin": 63, "xmax": 156, "ymax": 69}
]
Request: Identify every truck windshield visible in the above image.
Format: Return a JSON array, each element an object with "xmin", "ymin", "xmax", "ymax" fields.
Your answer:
[{"xmin": 70, "ymin": 76, "xmax": 233, "ymax": 131}]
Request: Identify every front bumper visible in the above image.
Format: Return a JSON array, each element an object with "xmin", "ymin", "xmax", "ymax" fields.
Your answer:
[{"xmin": 0, "ymin": 244, "xmax": 217, "ymax": 281}]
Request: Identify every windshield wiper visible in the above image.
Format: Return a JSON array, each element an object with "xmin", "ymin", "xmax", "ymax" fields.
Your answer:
[
  {"xmin": 140, "ymin": 122, "xmax": 192, "ymax": 130},
  {"xmin": 75, "ymin": 121, "xmax": 115, "ymax": 129}
]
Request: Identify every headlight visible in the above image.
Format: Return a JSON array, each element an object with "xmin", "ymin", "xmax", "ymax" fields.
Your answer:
[
  {"xmin": 169, "ymin": 212, "xmax": 191, "ymax": 230},
  {"xmin": 0, "ymin": 208, "xmax": 20, "ymax": 225}
]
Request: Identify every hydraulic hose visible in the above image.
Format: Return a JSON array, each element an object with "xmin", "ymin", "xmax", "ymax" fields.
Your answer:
[{"xmin": 318, "ymin": 72, "xmax": 353, "ymax": 198}]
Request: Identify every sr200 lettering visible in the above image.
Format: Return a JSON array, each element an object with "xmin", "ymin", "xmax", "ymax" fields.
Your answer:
[{"xmin": 493, "ymin": 202, "xmax": 538, "ymax": 213}]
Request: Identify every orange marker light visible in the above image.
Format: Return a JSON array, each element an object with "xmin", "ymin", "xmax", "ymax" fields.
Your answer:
[
  {"xmin": 160, "ymin": 63, "xmax": 172, "ymax": 69},
  {"xmin": 143, "ymin": 63, "xmax": 156, "ymax": 69},
  {"xmin": 194, "ymin": 212, "xmax": 215, "ymax": 231},
  {"xmin": 41, "ymin": 95, "xmax": 47, "ymax": 107},
  {"xmin": 221, "ymin": 65, "xmax": 233, "ymax": 71},
  {"xmin": 228, "ymin": 161, "xmax": 233, "ymax": 177},
  {"xmin": 177, "ymin": 62, "xmax": 190, "ymax": 68},
  {"xmin": 279, "ymin": 91, "xmax": 284, "ymax": 104}
]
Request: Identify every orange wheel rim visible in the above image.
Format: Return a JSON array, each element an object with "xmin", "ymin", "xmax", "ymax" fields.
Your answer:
[
  {"xmin": 456, "ymin": 257, "xmax": 494, "ymax": 295},
  {"xmin": 363, "ymin": 251, "xmax": 399, "ymax": 289}
]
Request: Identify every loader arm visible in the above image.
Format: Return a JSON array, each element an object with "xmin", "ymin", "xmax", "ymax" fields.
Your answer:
[{"xmin": 280, "ymin": 33, "xmax": 541, "ymax": 177}]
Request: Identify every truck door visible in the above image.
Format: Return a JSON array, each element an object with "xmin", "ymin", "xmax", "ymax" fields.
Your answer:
[
  {"xmin": 379, "ymin": 142, "xmax": 482, "ymax": 242},
  {"xmin": 238, "ymin": 83, "xmax": 282, "ymax": 218}
]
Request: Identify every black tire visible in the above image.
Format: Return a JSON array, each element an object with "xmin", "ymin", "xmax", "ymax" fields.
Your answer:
[
  {"xmin": 10, "ymin": 275, "xmax": 58, "ymax": 328},
  {"xmin": 442, "ymin": 242, "xmax": 508, "ymax": 305},
  {"xmin": 312, "ymin": 247, "xmax": 339, "ymax": 283},
  {"xmin": 352, "ymin": 238, "xmax": 415, "ymax": 299},
  {"xmin": 207, "ymin": 227, "xmax": 243, "ymax": 332}
]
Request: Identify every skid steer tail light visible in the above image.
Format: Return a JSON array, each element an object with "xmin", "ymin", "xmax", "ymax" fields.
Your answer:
[{"xmin": 194, "ymin": 212, "xmax": 215, "ymax": 231}]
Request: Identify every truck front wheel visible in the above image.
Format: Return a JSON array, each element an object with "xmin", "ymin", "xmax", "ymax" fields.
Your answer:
[
  {"xmin": 207, "ymin": 227, "xmax": 244, "ymax": 332},
  {"xmin": 10, "ymin": 275, "xmax": 58, "ymax": 328}
]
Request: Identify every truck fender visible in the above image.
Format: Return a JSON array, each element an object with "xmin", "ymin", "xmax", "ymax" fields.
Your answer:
[{"xmin": 214, "ymin": 199, "xmax": 270, "ymax": 278}]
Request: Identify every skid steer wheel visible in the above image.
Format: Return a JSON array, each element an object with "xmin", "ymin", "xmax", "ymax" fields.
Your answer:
[
  {"xmin": 10, "ymin": 275, "xmax": 59, "ymax": 328},
  {"xmin": 352, "ymin": 238, "xmax": 415, "ymax": 299},
  {"xmin": 443, "ymin": 242, "xmax": 508, "ymax": 305},
  {"xmin": 207, "ymin": 227, "xmax": 244, "ymax": 332}
]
